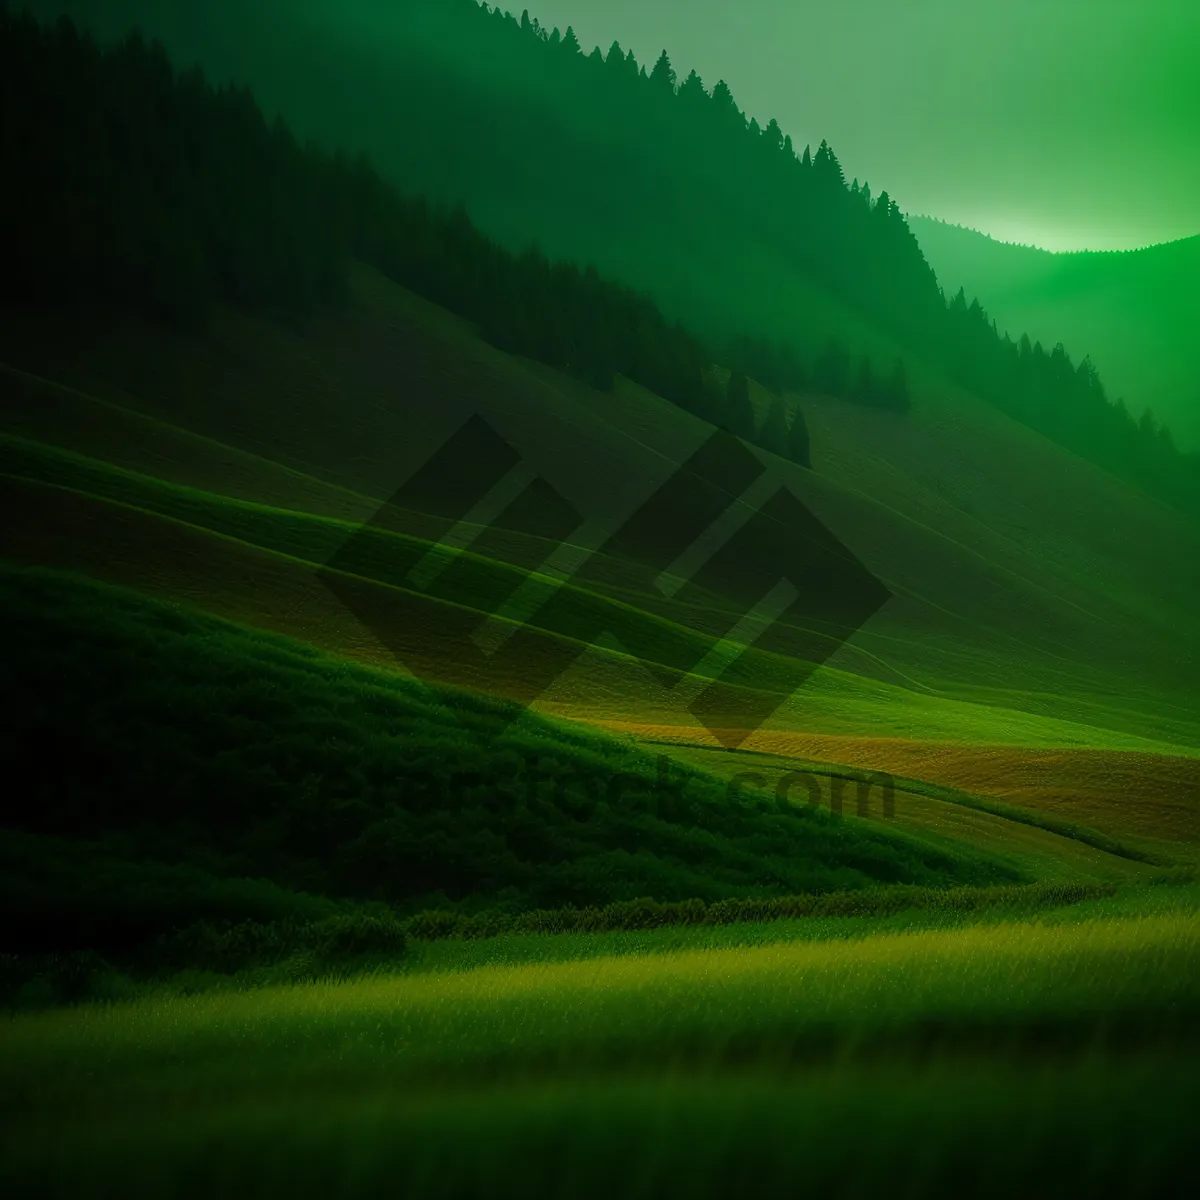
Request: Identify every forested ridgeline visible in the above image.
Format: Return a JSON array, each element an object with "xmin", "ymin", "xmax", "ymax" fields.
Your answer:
[
  {"xmin": 0, "ymin": 11, "xmax": 834, "ymax": 472},
  {"xmin": 395, "ymin": 3, "xmax": 1200, "ymax": 516},
  {"xmin": 4, "ymin": 6, "xmax": 1197, "ymax": 511},
  {"xmin": 942, "ymin": 291, "xmax": 1199, "ymax": 513}
]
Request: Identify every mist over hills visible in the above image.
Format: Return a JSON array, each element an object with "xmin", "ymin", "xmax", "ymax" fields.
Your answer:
[{"xmin": 912, "ymin": 216, "xmax": 1200, "ymax": 451}]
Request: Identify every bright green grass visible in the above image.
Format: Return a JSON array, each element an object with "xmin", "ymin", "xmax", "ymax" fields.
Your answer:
[
  {"xmin": 7, "ymin": 437, "xmax": 1193, "ymax": 757},
  {"xmin": 403, "ymin": 880, "xmax": 1199, "ymax": 976},
  {"xmin": 764, "ymin": 659, "xmax": 1200, "ymax": 756},
  {"xmin": 6, "ymin": 397, "xmax": 1200, "ymax": 760},
  {"xmin": 153, "ymin": 880, "xmax": 1199, "ymax": 997},
  {"xmin": 662, "ymin": 743, "xmax": 1164, "ymax": 865},
  {"xmin": 2, "ymin": 898, "xmax": 1197, "ymax": 1198},
  {"xmin": 4, "ymin": 908, "xmax": 1195, "ymax": 1091},
  {"xmin": 5, "ymin": 399, "xmax": 1198, "ymax": 756}
]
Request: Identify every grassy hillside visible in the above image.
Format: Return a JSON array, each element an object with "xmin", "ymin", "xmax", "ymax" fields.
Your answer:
[
  {"xmin": 2, "ymin": 9, "xmax": 1197, "ymax": 1192},
  {"xmin": 912, "ymin": 217, "xmax": 1200, "ymax": 449},
  {"xmin": 2, "ymin": 263, "xmax": 1196, "ymax": 916},
  {"xmin": 3, "ymin": 260, "xmax": 1196, "ymax": 753},
  {"xmin": 4, "ymin": 260, "xmax": 1193, "ymax": 981},
  {"xmin": 1, "ymin": 562, "xmax": 1014, "ymax": 949}
]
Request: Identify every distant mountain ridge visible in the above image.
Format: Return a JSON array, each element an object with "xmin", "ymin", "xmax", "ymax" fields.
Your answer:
[{"xmin": 911, "ymin": 216, "xmax": 1200, "ymax": 450}]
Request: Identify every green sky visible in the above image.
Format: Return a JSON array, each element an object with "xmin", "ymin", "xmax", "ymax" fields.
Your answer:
[{"xmin": 529, "ymin": 0, "xmax": 1199, "ymax": 251}]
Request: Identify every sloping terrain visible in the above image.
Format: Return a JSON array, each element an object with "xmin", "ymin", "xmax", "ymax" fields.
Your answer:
[
  {"xmin": 3, "ymin": 11, "xmax": 1197, "ymax": 1195},
  {"xmin": 1, "ymin": 560, "xmax": 1023, "ymax": 958},
  {"xmin": 3, "ymin": 261, "xmax": 1196, "ymax": 741},
  {"xmin": 912, "ymin": 217, "xmax": 1200, "ymax": 448},
  {"xmin": 11, "ymin": 0, "xmax": 956, "ymax": 362},
  {"xmin": 1, "ymin": 5, "xmax": 1195, "ymax": 934},
  {"xmin": 1, "ymin": 261, "xmax": 1196, "ymax": 884}
]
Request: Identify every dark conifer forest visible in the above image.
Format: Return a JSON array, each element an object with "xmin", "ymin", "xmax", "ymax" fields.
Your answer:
[
  {"xmin": 454, "ymin": 5, "xmax": 1197, "ymax": 513},
  {"xmin": 5, "ymin": 4, "xmax": 1199, "ymax": 510},
  {"xmin": 0, "ymin": 10, "xmax": 823, "ymax": 470}
]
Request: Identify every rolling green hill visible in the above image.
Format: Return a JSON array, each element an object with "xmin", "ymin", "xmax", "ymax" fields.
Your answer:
[
  {"xmin": 0, "ymin": 2, "xmax": 1195, "ymax": 966},
  {"xmin": 2, "ymin": 256, "xmax": 1197, "ymax": 888},
  {"xmin": 4, "ymin": 560, "xmax": 1019, "ymax": 957},
  {"xmin": 2, "ymin": 9, "xmax": 1197, "ymax": 1192},
  {"xmin": 2, "ymin": 254, "xmax": 1195, "ymax": 958},
  {"xmin": 4, "ymin": 258, "xmax": 1196, "ymax": 755}
]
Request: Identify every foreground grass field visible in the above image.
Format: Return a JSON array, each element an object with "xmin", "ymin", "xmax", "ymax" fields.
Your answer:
[
  {"xmin": 6, "ymin": 1058, "xmax": 1196, "ymax": 1199},
  {"xmin": 2, "ymin": 887, "xmax": 1197, "ymax": 1197}
]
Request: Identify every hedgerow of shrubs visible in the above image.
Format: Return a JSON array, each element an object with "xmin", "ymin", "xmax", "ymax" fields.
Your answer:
[{"xmin": 402, "ymin": 882, "xmax": 1118, "ymax": 941}]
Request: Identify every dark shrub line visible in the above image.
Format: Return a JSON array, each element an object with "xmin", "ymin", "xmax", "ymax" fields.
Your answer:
[
  {"xmin": 403, "ymin": 881, "xmax": 1119, "ymax": 942},
  {"xmin": 0, "ymin": 881, "xmax": 1128, "ymax": 1010}
]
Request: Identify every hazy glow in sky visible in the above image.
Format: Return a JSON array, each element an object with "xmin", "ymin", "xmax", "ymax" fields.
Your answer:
[{"xmin": 529, "ymin": 0, "xmax": 1200, "ymax": 251}]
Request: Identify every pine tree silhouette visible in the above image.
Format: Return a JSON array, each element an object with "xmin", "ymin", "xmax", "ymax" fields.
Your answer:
[
  {"xmin": 678, "ymin": 69, "xmax": 707, "ymax": 111},
  {"xmin": 6, "ymin": 7, "xmax": 1197, "ymax": 515},
  {"xmin": 650, "ymin": 49, "xmax": 676, "ymax": 92},
  {"xmin": 711, "ymin": 80, "xmax": 741, "ymax": 131},
  {"xmin": 814, "ymin": 139, "xmax": 845, "ymax": 188}
]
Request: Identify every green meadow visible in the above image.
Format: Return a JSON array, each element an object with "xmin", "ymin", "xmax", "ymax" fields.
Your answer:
[
  {"xmin": 2, "ymin": 885, "xmax": 1198, "ymax": 1197},
  {"xmin": 2, "ymin": 229, "xmax": 1198, "ymax": 1199},
  {"xmin": 2, "ymin": 8, "xmax": 1198, "ymax": 1195},
  {"xmin": 3, "ymin": 274, "xmax": 1197, "ymax": 1193},
  {"xmin": 2, "ymin": 544, "xmax": 1195, "ymax": 1195}
]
